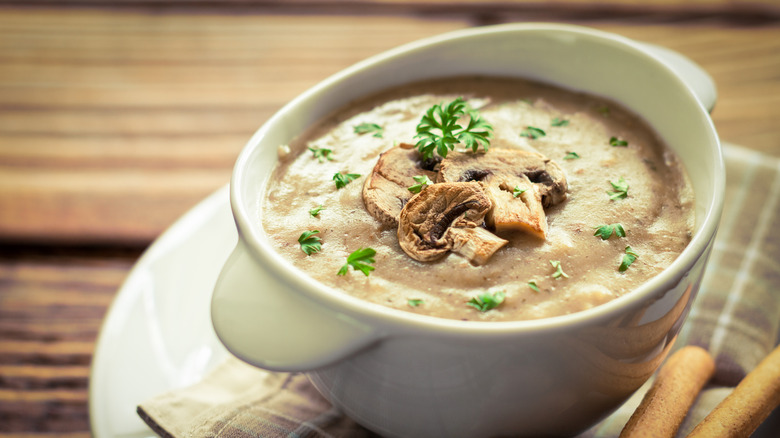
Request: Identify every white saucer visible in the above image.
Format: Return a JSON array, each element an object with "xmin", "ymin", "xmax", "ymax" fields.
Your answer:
[
  {"xmin": 89, "ymin": 185, "xmax": 235, "ymax": 438},
  {"xmin": 88, "ymin": 143, "xmax": 776, "ymax": 437}
]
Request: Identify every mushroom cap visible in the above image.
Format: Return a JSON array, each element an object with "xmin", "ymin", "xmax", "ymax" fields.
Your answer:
[
  {"xmin": 437, "ymin": 148, "xmax": 568, "ymax": 208},
  {"xmin": 397, "ymin": 181, "xmax": 496, "ymax": 262},
  {"xmin": 438, "ymin": 148, "xmax": 568, "ymax": 238},
  {"xmin": 362, "ymin": 144, "xmax": 439, "ymax": 227}
]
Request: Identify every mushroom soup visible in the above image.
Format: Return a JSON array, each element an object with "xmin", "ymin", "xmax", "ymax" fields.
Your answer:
[{"xmin": 262, "ymin": 76, "xmax": 694, "ymax": 322}]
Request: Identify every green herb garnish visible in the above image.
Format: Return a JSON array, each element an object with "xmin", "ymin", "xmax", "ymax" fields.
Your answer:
[
  {"xmin": 308, "ymin": 146, "xmax": 334, "ymax": 162},
  {"xmin": 337, "ymin": 247, "xmax": 376, "ymax": 276},
  {"xmin": 333, "ymin": 172, "xmax": 361, "ymax": 189},
  {"xmin": 407, "ymin": 298, "xmax": 424, "ymax": 307},
  {"xmin": 610, "ymin": 136, "xmax": 628, "ymax": 147},
  {"xmin": 594, "ymin": 223, "xmax": 626, "ymax": 240},
  {"xmin": 520, "ymin": 126, "xmax": 546, "ymax": 140},
  {"xmin": 607, "ymin": 177, "xmax": 629, "ymax": 200},
  {"xmin": 408, "ymin": 175, "xmax": 433, "ymax": 194},
  {"xmin": 528, "ymin": 281, "xmax": 540, "ymax": 293},
  {"xmin": 513, "ymin": 186, "xmax": 527, "ymax": 198},
  {"xmin": 598, "ymin": 106, "xmax": 611, "ymax": 116},
  {"xmin": 467, "ymin": 291, "xmax": 506, "ymax": 312},
  {"xmin": 309, "ymin": 205, "xmax": 325, "ymax": 217},
  {"xmin": 551, "ymin": 117, "xmax": 569, "ymax": 127},
  {"xmin": 414, "ymin": 97, "xmax": 492, "ymax": 159},
  {"xmin": 550, "ymin": 260, "xmax": 569, "ymax": 279},
  {"xmin": 619, "ymin": 246, "xmax": 639, "ymax": 272},
  {"xmin": 564, "ymin": 151, "xmax": 581, "ymax": 160},
  {"xmin": 298, "ymin": 230, "xmax": 322, "ymax": 255},
  {"xmin": 354, "ymin": 122, "xmax": 384, "ymax": 138}
]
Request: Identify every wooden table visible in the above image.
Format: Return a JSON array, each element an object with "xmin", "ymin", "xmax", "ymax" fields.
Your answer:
[{"xmin": 1, "ymin": 1, "xmax": 778, "ymax": 436}]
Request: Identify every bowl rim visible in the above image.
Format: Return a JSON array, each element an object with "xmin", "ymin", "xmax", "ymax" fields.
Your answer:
[{"xmin": 230, "ymin": 22, "xmax": 726, "ymax": 337}]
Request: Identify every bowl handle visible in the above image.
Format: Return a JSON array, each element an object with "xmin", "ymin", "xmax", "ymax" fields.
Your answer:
[
  {"xmin": 211, "ymin": 240, "xmax": 378, "ymax": 372},
  {"xmin": 639, "ymin": 42, "xmax": 717, "ymax": 113}
]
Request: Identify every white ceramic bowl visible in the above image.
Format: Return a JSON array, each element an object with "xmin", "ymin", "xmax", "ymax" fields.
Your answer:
[{"xmin": 212, "ymin": 23, "xmax": 724, "ymax": 437}]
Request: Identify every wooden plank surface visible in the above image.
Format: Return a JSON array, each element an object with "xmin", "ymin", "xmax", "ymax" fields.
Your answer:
[
  {"xmin": 0, "ymin": 251, "xmax": 136, "ymax": 435},
  {"xmin": 1, "ymin": 9, "xmax": 780, "ymax": 244},
  {"xmin": 0, "ymin": 3, "xmax": 779, "ymax": 437}
]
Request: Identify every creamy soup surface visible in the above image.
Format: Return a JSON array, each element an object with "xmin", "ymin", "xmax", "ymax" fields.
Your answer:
[{"xmin": 262, "ymin": 76, "xmax": 694, "ymax": 322}]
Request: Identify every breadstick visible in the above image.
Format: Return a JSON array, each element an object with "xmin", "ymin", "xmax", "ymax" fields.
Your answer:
[
  {"xmin": 687, "ymin": 343, "xmax": 780, "ymax": 438},
  {"xmin": 620, "ymin": 345, "xmax": 715, "ymax": 438}
]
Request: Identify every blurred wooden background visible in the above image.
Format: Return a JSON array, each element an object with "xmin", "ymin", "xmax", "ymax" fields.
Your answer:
[{"xmin": 0, "ymin": 1, "xmax": 778, "ymax": 436}]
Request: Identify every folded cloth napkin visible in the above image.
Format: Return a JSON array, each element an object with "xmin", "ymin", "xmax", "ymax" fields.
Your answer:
[{"xmin": 138, "ymin": 144, "xmax": 780, "ymax": 437}]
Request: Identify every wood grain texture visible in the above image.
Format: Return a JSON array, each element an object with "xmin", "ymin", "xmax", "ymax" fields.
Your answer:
[
  {"xmin": 0, "ymin": 256, "xmax": 133, "ymax": 434},
  {"xmin": 1, "ymin": 8, "xmax": 779, "ymax": 245},
  {"xmin": 0, "ymin": 3, "xmax": 779, "ymax": 436}
]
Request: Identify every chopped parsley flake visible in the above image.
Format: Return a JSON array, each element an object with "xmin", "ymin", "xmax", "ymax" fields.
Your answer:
[
  {"xmin": 467, "ymin": 291, "xmax": 506, "ymax": 312},
  {"xmin": 520, "ymin": 126, "xmax": 546, "ymax": 140},
  {"xmin": 528, "ymin": 281, "xmax": 540, "ymax": 293},
  {"xmin": 513, "ymin": 186, "xmax": 527, "ymax": 198},
  {"xmin": 407, "ymin": 298, "xmax": 424, "ymax": 307},
  {"xmin": 598, "ymin": 106, "xmax": 611, "ymax": 116},
  {"xmin": 298, "ymin": 230, "xmax": 322, "ymax": 255},
  {"xmin": 607, "ymin": 177, "xmax": 629, "ymax": 200},
  {"xmin": 308, "ymin": 146, "xmax": 334, "ymax": 162},
  {"xmin": 610, "ymin": 136, "xmax": 628, "ymax": 147},
  {"xmin": 408, "ymin": 175, "xmax": 433, "ymax": 194},
  {"xmin": 333, "ymin": 172, "xmax": 361, "ymax": 189},
  {"xmin": 414, "ymin": 97, "xmax": 493, "ymax": 159},
  {"xmin": 337, "ymin": 247, "xmax": 376, "ymax": 277},
  {"xmin": 619, "ymin": 246, "xmax": 639, "ymax": 272},
  {"xmin": 550, "ymin": 260, "xmax": 569, "ymax": 279},
  {"xmin": 564, "ymin": 151, "xmax": 581, "ymax": 160},
  {"xmin": 354, "ymin": 122, "xmax": 384, "ymax": 138},
  {"xmin": 594, "ymin": 223, "xmax": 626, "ymax": 240},
  {"xmin": 551, "ymin": 117, "xmax": 570, "ymax": 127},
  {"xmin": 309, "ymin": 205, "xmax": 325, "ymax": 217}
]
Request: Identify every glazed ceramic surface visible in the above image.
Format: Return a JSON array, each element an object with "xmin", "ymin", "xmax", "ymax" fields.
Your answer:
[{"xmin": 211, "ymin": 23, "xmax": 724, "ymax": 437}]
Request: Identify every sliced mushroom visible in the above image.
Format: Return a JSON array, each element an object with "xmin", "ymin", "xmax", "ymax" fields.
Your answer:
[
  {"xmin": 397, "ymin": 181, "xmax": 507, "ymax": 264},
  {"xmin": 447, "ymin": 226, "xmax": 509, "ymax": 266},
  {"xmin": 438, "ymin": 148, "xmax": 568, "ymax": 207},
  {"xmin": 362, "ymin": 143, "xmax": 439, "ymax": 227},
  {"xmin": 438, "ymin": 148, "xmax": 568, "ymax": 238},
  {"xmin": 480, "ymin": 172, "xmax": 549, "ymax": 238}
]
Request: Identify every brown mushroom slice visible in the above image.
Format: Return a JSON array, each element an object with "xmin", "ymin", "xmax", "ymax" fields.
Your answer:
[
  {"xmin": 438, "ymin": 148, "xmax": 568, "ymax": 208},
  {"xmin": 397, "ymin": 182, "xmax": 496, "ymax": 263},
  {"xmin": 482, "ymin": 173, "xmax": 548, "ymax": 239},
  {"xmin": 362, "ymin": 144, "xmax": 439, "ymax": 227},
  {"xmin": 438, "ymin": 148, "xmax": 567, "ymax": 238},
  {"xmin": 447, "ymin": 226, "xmax": 508, "ymax": 266}
]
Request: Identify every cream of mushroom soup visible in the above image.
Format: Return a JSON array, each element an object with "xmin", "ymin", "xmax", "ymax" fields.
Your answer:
[{"xmin": 261, "ymin": 76, "xmax": 694, "ymax": 322}]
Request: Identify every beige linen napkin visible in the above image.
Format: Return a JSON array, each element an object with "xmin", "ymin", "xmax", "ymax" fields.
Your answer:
[{"xmin": 138, "ymin": 144, "xmax": 780, "ymax": 437}]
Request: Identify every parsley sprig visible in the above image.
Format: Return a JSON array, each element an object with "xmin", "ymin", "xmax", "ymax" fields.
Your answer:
[
  {"xmin": 407, "ymin": 298, "xmax": 424, "ymax": 307},
  {"xmin": 333, "ymin": 172, "xmax": 361, "ymax": 189},
  {"xmin": 298, "ymin": 230, "xmax": 322, "ymax": 255},
  {"xmin": 594, "ymin": 223, "xmax": 626, "ymax": 240},
  {"xmin": 520, "ymin": 126, "xmax": 546, "ymax": 140},
  {"xmin": 408, "ymin": 175, "xmax": 433, "ymax": 194},
  {"xmin": 619, "ymin": 246, "xmax": 639, "ymax": 272},
  {"xmin": 550, "ymin": 260, "xmax": 569, "ymax": 279},
  {"xmin": 607, "ymin": 177, "xmax": 629, "ymax": 200},
  {"xmin": 414, "ymin": 97, "xmax": 492, "ymax": 159},
  {"xmin": 308, "ymin": 147, "xmax": 334, "ymax": 162},
  {"xmin": 467, "ymin": 291, "xmax": 506, "ymax": 312},
  {"xmin": 354, "ymin": 122, "xmax": 384, "ymax": 138},
  {"xmin": 337, "ymin": 247, "xmax": 376, "ymax": 277},
  {"xmin": 610, "ymin": 136, "xmax": 628, "ymax": 147},
  {"xmin": 309, "ymin": 205, "xmax": 325, "ymax": 217}
]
